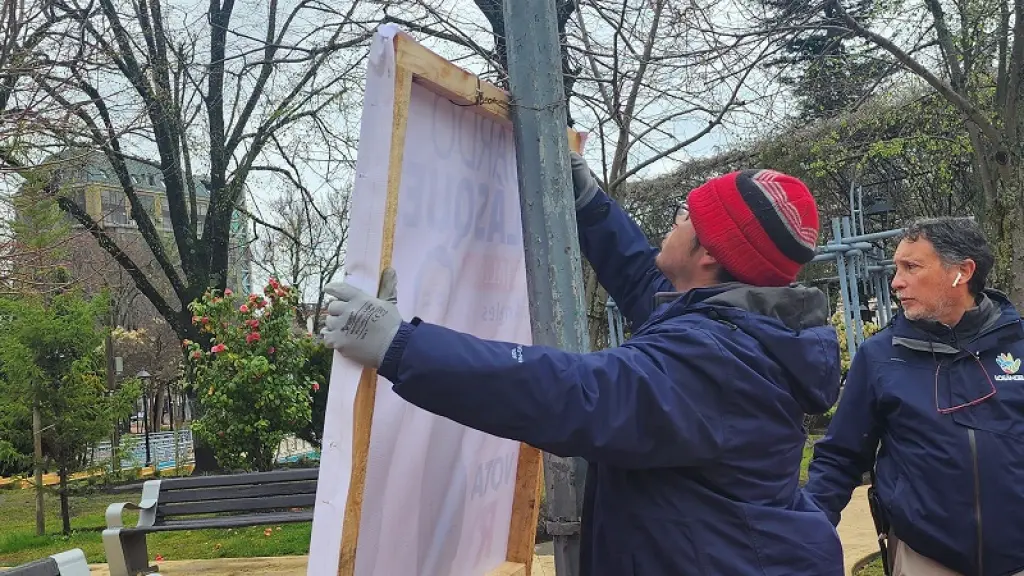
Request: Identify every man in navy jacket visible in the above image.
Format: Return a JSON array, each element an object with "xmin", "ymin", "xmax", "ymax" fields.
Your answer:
[
  {"xmin": 322, "ymin": 152, "xmax": 844, "ymax": 575},
  {"xmin": 806, "ymin": 217, "xmax": 1024, "ymax": 576}
]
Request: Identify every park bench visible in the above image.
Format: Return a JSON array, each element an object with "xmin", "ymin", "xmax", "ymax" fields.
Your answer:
[
  {"xmin": 3, "ymin": 548, "xmax": 94, "ymax": 576},
  {"xmin": 102, "ymin": 468, "xmax": 318, "ymax": 576}
]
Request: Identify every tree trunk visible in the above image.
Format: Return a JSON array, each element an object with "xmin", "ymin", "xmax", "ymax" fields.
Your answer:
[
  {"xmin": 151, "ymin": 384, "xmax": 166, "ymax": 432},
  {"xmin": 58, "ymin": 459, "xmax": 71, "ymax": 536},
  {"xmin": 33, "ymin": 402, "xmax": 44, "ymax": 536},
  {"xmin": 187, "ymin": 388, "xmax": 221, "ymax": 474},
  {"xmin": 996, "ymin": 163, "xmax": 1024, "ymax": 307},
  {"xmin": 979, "ymin": 146, "xmax": 1024, "ymax": 307}
]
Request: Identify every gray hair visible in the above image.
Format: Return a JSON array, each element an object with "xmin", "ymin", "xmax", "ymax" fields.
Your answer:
[{"xmin": 901, "ymin": 217, "xmax": 993, "ymax": 295}]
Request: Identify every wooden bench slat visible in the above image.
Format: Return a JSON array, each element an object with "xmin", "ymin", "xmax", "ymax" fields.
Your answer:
[
  {"xmin": 157, "ymin": 468, "xmax": 319, "ymax": 490},
  {"xmin": 126, "ymin": 510, "xmax": 313, "ymax": 533},
  {"xmin": 159, "ymin": 479, "xmax": 317, "ymax": 504},
  {"xmin": 158, "ymin": 493, "xmax": 314, "ymax": 517}
]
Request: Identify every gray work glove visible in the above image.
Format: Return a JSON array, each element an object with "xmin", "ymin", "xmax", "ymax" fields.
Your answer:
[
  {"xmin": 569, "ymin": 150, "xmax": 600, "ymax": 210},
  {"xmin": 321, "ymin": 267, "xmax": 401, "ymax": 369}
]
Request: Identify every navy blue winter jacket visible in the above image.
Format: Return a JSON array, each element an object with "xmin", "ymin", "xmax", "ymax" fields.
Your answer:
[
  {"xmin": 379, "ymin": 189, "xmax": 845, "ymax": 575},
  {"xmin": 806, "ymin": 291, "xmax": 1024, "ymax": 576}
]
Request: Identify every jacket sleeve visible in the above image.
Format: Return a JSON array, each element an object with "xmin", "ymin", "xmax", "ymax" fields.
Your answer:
[
  {"xmin": 379, "ymin": 321, "xmax": 725, "ymax": 470},
  {"xmin": 576, "ymin": 190, "xmax": 673, "ymax": 328},
  {"xmin": 804, "ymin": 348, "xmax": 881, "ymax": 525}
]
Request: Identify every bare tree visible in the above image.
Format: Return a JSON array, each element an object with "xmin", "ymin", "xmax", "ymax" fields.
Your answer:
[
  {"xmin": 251, "ymin": 184, "xmax": 351, "ymax": 334},
  {"xmin": 2, "ymin": 0, "xmax": 379, "ymax": 343}
]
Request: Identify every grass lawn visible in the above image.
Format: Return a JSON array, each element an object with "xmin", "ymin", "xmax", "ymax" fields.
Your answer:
[
  {"xmin": 800, "ymin": 433, "xmax": 822, "ymax": 485},
  {"xmin": 0, "ymin": 434, "xmax": 825, "ymax": 568},
  {"xmin": 854, "ymin": 554, "xmax": 885, "ymax": 576},
  {"xmin": 0, "ymin": 486, "xmax": 310, "ymax": 567}
]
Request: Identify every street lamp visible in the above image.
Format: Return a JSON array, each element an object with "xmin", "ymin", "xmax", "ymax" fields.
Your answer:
[{"xmin": 137, "ymin": 370, "xmax": 152, "ymax": 467}]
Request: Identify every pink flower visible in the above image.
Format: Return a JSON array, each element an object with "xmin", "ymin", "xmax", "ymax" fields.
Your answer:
[
  {"xmin": 191, "ymin": 351, "xmax": 201, "ymax": 359},
  {"xmin": 239, "ymin": 304, "xmax": 250, "ymax": 313},
  {"xmin": 269, "ymin": 277, "xmax": 280, "ymax": 289},
  {"xmin": 246, "ymin": 332, "xmax": 261, "ymax": 344},
  {"xmin": 312, "ymin": 382, "xmax": 320, "ymax": 392},
  {"xmin": 182, "ymin": 339, "xmax": 192, "ymax": 347},
  {"xmin": 192, "ymin": 315, "xmax": 201, "ymax": 324},
  {"xmin": 211, "ymin": 344, "xmax": 227, "ymax": 353},
  {"xmin": 224, "ymin": 288, "xmax": 233, "ymax": 296},
  {"xmin": 247, "ymin": 319, "xmax": 260, "ymax": 329},
  {"xmin": 267, "ymin": 346, "xmax": 276, "ymax": 354}
]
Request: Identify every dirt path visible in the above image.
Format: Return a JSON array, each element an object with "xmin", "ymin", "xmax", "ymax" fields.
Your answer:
[{"xmin": 838, "ymin": 486, "xmax": 879, "ymax": 575}]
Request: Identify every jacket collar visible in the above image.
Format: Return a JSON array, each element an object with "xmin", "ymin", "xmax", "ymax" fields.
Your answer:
[{"xmin": 891, "ymin": 290, "xmax": 1022, "ymax": 355}]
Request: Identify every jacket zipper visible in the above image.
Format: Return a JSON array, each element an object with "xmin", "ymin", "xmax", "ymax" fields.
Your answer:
[{"xmin": 968, "ymin": 429, "xmax": 983, "ymax": 575}]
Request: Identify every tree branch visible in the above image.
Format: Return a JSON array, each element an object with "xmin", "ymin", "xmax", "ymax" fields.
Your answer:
[{"xmin": 831, "ymin": 0, "xmax": 1004, "ymax": 146}]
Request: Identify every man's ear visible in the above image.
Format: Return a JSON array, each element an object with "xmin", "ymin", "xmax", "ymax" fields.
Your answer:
[
  {"xmin": 698, "ymin": 248, "xmax": 720, "ymax": 271},
  {"xmin": 957, "ymin": 259, "xmax": 977, "ymax": 287}
]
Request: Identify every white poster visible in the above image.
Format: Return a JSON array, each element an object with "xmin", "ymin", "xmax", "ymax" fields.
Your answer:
[{"xmin": 308, "ymin": 26, "xmax": 531, "ymax": 576}]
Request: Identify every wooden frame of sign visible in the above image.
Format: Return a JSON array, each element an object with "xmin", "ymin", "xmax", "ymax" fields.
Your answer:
[{"xmin": 337, "ymin": 31, "xmax": 584, "ymax": 576}]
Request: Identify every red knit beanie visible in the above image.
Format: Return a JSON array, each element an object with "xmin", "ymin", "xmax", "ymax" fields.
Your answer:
[{"xmin": 688, "ymin": 169, "xmax": 819, "ymax": 287}]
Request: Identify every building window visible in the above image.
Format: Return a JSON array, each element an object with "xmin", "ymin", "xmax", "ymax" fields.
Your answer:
[
  {"xmin": 61, "ymin": 190, "xmax": 88, "ymax": 225},
  {"xmin": 133, "ymin": 194, "xmax": 156, "ymax": 224},
  {"xmin": 197, "ymin": 202, "xmax": 208, "ymax": 235},
  {"xmin": 101, "ymin": 190, "xmax": 128, "ymax": 226},
  {"xmin": 161, "ymin": 198, "xmax": 172, "ymax": 230}
]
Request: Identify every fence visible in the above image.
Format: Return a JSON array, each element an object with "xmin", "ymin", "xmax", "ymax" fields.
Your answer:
[
  {"xmin": 86, "ymin": 430, "xmax": 319, "ymax": 471},
  {"xmin": 88, "ymin": 429, "xmax": 195, "ymax": 471}
]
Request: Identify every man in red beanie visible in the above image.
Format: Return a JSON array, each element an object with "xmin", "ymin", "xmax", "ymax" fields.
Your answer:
[{"xmin": 320, "ymin": 151, "xmax": 845, "ymax": 575}]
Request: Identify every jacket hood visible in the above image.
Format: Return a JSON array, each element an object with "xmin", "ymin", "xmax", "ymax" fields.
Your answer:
[{"xmin": 684, "ymin": 283, "xmax": 841, "ymax": 414}]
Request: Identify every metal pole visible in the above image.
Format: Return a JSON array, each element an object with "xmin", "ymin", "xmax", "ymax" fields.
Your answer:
[
  {"xmin": 843, "ymin": 218, "xmax": 865, "ymax": 346},
  {"xmin": 875, "ymin": 274, "xmax": 889, "ymax": 325},
  {"xmin": 606, "ymin": 298, "xmax": 619, "ymax": 348},
  {"xmin": 841, "ymin": 228, "xmax": 906, "ymax": 244},
  {"xmin": 882, "ymin": 274, "xmax": 894, "ymax": 323},
  {"xmin": 610, "ymin": 305, "xmax": 618, "ymax": 344},
  {"xmin": 106, "ymin": 332, "xmax": 120, "ymax": 472},
  {"xmin": 503, "ymin": 2, "xmax": 589, "ymax": 574},
  {"xmin": 832, "ymin": 219, "xmax": 857, "ymax": 359},
  {"xmin": 142, "ymin": 389, "xmax": 151, "ymax": 467}
]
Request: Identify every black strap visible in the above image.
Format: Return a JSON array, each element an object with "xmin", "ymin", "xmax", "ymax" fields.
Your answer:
[{"xmin": 866, "ymin": 468, "xmax": 892, "ymax": 576}]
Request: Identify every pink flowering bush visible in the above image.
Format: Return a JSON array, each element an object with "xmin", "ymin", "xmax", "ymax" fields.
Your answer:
[{"xmin": 184, "ymin": 278, "xmax": 317, "ymax": 471}]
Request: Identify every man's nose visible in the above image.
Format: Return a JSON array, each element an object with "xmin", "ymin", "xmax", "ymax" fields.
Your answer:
[{"xmin": 891, "ymin": 273, "xmax": 905, "ymax": 292}]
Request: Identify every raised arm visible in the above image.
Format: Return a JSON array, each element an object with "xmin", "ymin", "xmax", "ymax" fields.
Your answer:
[
  {"xmin": 377, "ymin": 319, "xmax": 725, "ymax": 470},
  {"xmin": 570, "ymin": 152, "xmax": 672, "ymax": 327}
]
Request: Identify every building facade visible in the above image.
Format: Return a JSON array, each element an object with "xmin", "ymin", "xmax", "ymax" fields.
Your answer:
[{"xmin": 50, "ymin": 150, "xmax": 253, "ymax": 299}]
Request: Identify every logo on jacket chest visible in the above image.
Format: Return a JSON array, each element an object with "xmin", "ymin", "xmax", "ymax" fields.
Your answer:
[{"xmin": 995, "ymin": 352, "xmax": 1023, "ymax": 381}]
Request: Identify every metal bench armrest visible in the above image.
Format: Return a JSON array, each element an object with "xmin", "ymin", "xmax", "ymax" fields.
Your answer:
[
  {"xmin": 104, "ymin": 480, "xmax": 162, "ymax": 529},
  {"xmin": 50, "ymin": 548, "xmax": 90, "ymax": 576}
]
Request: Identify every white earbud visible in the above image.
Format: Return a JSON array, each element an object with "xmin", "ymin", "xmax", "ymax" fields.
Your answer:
[{"xmin": 953, "ymin": 272, "xmax": 963, "ymax": 287}]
